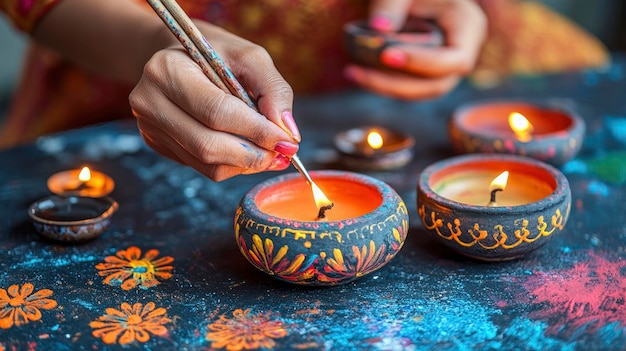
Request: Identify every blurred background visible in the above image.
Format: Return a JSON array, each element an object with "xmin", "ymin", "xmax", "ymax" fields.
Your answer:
[{"xmin": 0, "ymin": 0, "xmax": 625, "ymax": 124}]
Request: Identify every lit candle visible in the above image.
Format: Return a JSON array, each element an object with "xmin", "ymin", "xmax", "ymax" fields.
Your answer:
[
  {"xmin": 418, "ymin": 154, "xmax": 571, "ymax": 261},
  {"xmin": 235, "ymin": 170, "xmax": 409, "ymax": 285},
  {"xmin": 487, "ymin": 171, "xmax": 509, "ymax": 207},
  {"xmin": 508, "ymin": 112, "xmax": 534, "ymax": 142},
  {"xmin": 334, "ymin": 126, "xmax": 415, "ymax": 171},
  {"xmin": 449, "ymin": 100, "xmax": 585, "ymax": 166},
  {"xmin": 47, "ymin": 166, "xmax": 115, "ymax": 197}
]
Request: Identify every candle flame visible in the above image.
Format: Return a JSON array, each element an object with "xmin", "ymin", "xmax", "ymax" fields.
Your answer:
[
  {"xmin": 508, "ymin": 112, "xmax": 534, "ymax": 142},
  {"xmin": 78, "ymin": 167, "xmax": 92, "ymax": 182},
  {"xmin": 489, "ymin": 171, "xmax": 509, "ymax": 192},
  {"xmin": 312, "ymin": 182, "xmax": 333, "ymax": 209},
  {"xmin": 367, "ymin": 131, "xmax": 384, "ymax": 150}
]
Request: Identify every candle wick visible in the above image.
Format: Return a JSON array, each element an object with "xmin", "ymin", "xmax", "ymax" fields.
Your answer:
[
  {"xmin": 67, "ymin": 181, "xmax": 91, "ymax": 192},
  {"xmin": 316, "ymin": 203, "xmax": 335, "ymax": 220},
  {"xmin": 488, "ymin": 188, "xmax": 502, "ymax": 207}
]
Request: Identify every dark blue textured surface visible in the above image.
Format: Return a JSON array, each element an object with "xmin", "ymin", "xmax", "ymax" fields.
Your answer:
[{"xmin": 1, "ymin": 55, "xmax": 626, "ymax": 350}]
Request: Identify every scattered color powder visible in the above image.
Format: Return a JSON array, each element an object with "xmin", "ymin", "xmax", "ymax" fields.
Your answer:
[
  {"xmin": 586, "ymin": 151, "xmax": 626, "ymax": 185},
  {"xmin": 521, "ymin": 252, "xmax": 626, "ymax": 336},
  {"xmin": 605, "ymin": 116, "xmax": 626, "ymax": 144}
]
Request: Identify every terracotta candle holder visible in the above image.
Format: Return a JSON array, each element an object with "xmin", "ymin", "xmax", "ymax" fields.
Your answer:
[
  {"xmin": 344, "ymin": 17, "xmax": 443, "ymax": 69},
  {"xmin": 235, "ymin": 170, "xmax": 409, "ymax": 286},
  {"xmin": 28, "ymin": 195, "xmax": 118, "ymax": 243},
  {"xmin": 448, "ymin": 100, "xmax": 585, "ymax": 167},
  {"xmin": 417, "ymin": 154, "xmax": 571, "ymax": 261},
  {"xmin": 48, "ymin": 166, "xmax": 115, "ymax": 197},
  {"xmin": 334, "ymin": 126, "xmax": 415, "ymax": 171}
]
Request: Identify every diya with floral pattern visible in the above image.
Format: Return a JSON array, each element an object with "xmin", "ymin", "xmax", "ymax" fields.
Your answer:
[
  {"xmin": 417, "ymin": 154, "xmax": 571, "ymax": 261},
  {"xmin": 235, "ymin": 170, "xmax": 409, "ymax": 286}
]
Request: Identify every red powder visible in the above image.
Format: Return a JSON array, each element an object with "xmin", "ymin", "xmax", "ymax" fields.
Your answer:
[{"xmin": 521, "ymin": 252, "xmax": 626, "ymax": 335}]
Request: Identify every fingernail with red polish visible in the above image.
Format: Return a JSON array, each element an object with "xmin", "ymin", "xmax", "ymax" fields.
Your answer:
[
  {"xmin": 381, "ymin": 48, "xmax": 407, "ymax": 68},
  {"xmin": 274, "ymin": 141, "xmax": 299, "ymax": 157},
  {"xmin": 344, "ymin": 66, "xmax": 359, "ymax": 81},
  {"xmin": 281, "ymin": 111, "xmax": 301, "ymax": 142},
  {"xmin": 370, "ymin": 15, "xmax": 392, "ymax": 31},
  {"xmin": 266, "ymin": 154, "xmax": 290, "ymax": 171}
]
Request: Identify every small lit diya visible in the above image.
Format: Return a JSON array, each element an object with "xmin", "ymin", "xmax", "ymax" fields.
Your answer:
[
  {"xmin": 448, "ymin": 100, "xmax": 585, "ymax": 166},
  {"xmin": 48, "ymin": 166, "xmax": 115, "ymax": 197},
  {"xmin": 334, "ymin": 126, "xmax": 415, "ymax": 171},
  {"xmin": 28, "ymin": 195, "xmax": 118, "ymax": 242},
  {"xmin": 344, "ymin": 17, "xmax": 443, "ymax": 69},
  {"xmin": 417, "ymin": 154, "xmax": 571, "ymax": 261},
  {"xmin": 235, "ymin": 170, "xmax": 409, "ymax": 286}
]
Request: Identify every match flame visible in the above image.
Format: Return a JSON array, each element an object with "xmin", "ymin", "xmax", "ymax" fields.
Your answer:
[
  {"xmin": 489, "ymin": 171, "xmax": 509, "ymax": 192},
  {"xmin": 78, "ymin": 167, "xmax": 92, "ymax": 182},
  {"xmin": 312, "ymin": 182, "xmax": 333, "ymax": 210},
  {"xmin": 367, "ymin": 131, "xmax": 384, "ymax": 150},
  {"xmin": 508, "ymin": 112, "xmax": 534, "ymax": 142}
]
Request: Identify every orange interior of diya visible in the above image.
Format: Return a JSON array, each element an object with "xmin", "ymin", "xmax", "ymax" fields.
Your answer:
[
  {"xmin": 256, "ymin": 177, "xmax": 382, "ymax": 222},
  {"xmin": 428, "ymin": 158, "xmax": 558, "ymax": 207},
  {"xmin": 457, "ymin": 102, "xmax": 574, "ymax": 136}
]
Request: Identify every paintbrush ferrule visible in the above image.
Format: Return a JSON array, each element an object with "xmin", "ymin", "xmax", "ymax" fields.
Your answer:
[{"xmin": 290, "ymin": 154, "xmax": 313, "ymax": 185}]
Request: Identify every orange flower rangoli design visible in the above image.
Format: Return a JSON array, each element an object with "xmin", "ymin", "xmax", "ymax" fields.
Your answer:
[
  {"xmin": 95, "ymin": 246, "xmax": 174, "ymax": 290},
  {"xmin": 0, "ymin": 283, "xmax": 57, "ymax": 329},
  {"xmin": 90, "ymin": 302, "xmax": 171, "ymax": 345},
  {"xmin": 206, "ymin": 309, "xmax": 288, "ymax": 351}
]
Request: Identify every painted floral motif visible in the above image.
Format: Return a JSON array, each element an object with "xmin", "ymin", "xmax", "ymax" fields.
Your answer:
[
  {"xmin": 391, "ymin": 218, "xmax": 409, "ymax": 252},
  {"xmin": 322, "ymin": 240, "xmax": 388, "ymax": 282},
  {"xmin": 95, "ymin": 246, "xmax": 174, "ymax": 290},
  {"xmin": 238, "ymin": 233, "xmax": 316, "ymax": 282},
  {"xmin": 0, "ymin": 283, "xmax": 57, "ymax": 329},
  {"xmin": 89, "ymin": 302, "xmax": 171, "ymax": 345},
  {"xmin": 206, "ymin": 309, "xmax": 288, "ymax": 350}
]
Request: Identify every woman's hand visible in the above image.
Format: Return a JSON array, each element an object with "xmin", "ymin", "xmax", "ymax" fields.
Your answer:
[
  {"xmin": 130, "ymin": 22, "xmax": 300, "ymax": 181},
  {"xmin": 345, "ymin": 0, "xmax": 487, "ymax": 100}
]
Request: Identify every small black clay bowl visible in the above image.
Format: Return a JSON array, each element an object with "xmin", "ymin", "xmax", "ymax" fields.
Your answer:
[
  {"xmin": 448, "ymin": 100, "xmax": 586, "ymax": 167},
  {"xmin": 417, "ymin": 154, "xmax": 571, "ymax": 261},
  {"xmin": 344, "ymin": 17, "xmax": 444, "ymax": 69},
  {"xmin": 235, "ymin": 170, "xmax": 409, "ymax": 286},
  {"xmin": 334, "ymin": 126, "xmax": 415, "ymax": 171},
  {"xmin": 28, "ymin": 195, "xmax": 118, "ymax": 243}
]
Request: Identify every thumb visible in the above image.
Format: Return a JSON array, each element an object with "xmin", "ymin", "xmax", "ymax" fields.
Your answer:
[{"xmin": 368, "ymin": 0, "xmax": 412, "ymax": 32}]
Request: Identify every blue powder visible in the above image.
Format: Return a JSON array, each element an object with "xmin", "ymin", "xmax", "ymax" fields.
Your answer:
[
  {"xmin": 605, "ymin": 116, "xmax": 626, "ymax": 144},
  {"xmin": 587, "ymin": 180, "xmax": 610, "ymax": 197},
  {"xmin": 282, "ymin": 280, "xmax": 501, "ymax": 351},
  {"xmin": 501, "ymin": 317, "xmax": 576, "ymax": 351},
  {"xmin": 561, "ymin": 159, "xmax": 587, "ymax": 175}
]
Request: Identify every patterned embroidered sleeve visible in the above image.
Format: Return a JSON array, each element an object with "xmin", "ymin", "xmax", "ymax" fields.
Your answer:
[{"xmin": 0, "ymin": 0, "xmax": 61, "ymax": 33}]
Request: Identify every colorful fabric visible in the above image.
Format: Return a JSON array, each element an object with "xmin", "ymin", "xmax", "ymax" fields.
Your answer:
[
  {"xmin": 0, "ymin": 0, "xmax": 60, "ymax": 32},
  {"xmin": 0, "ymin": 0, "xmax": 610, "ymax": 149}
]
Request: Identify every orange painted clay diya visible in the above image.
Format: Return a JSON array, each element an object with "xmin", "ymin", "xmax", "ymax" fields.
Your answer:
[
  {"xmin": 235, "ymin": 170, "xmax": 409, "ymax": 286},
  {"xmin": 449, "ymin": 100, "xmax": 585, "ymax": 166}
]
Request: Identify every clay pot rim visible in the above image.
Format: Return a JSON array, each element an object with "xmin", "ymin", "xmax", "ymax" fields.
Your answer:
[
  {"xmin": 333, "ymin": 125, "xmax": 415, "ymax": 155},
  {"xmin": 418, "ymin": 154, "xmax": 570, "ymax": 213},
  {"xmin": 451, "ymin": 98, "xmax": 586, "ymax": 140},
  {"xmin": 28, "ymin": 195, "xmax": 118, "ymax": 226},
  {"xmin": 242, "ymin": 170, "xmax": 397, "ymax": 224}
]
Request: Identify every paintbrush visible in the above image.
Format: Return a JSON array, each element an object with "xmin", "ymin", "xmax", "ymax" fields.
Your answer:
[{"xmin": 145, "ymin": 0, "xmax": 334, "ymax": 213}]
